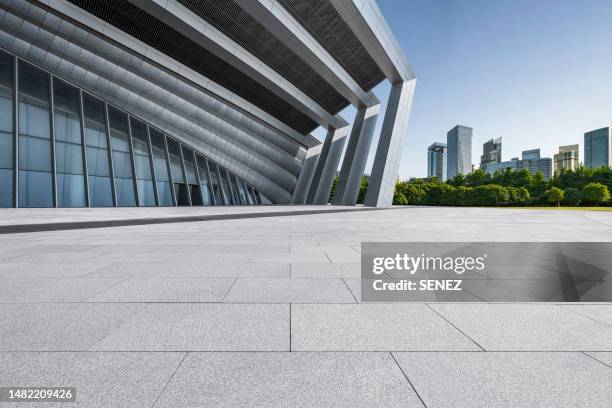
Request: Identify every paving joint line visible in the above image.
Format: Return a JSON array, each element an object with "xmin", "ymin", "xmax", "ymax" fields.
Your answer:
[
  {"xmin": 389, "ymin": 352, "xmax": 428, "ymax": 408},
  {"xmin": 150, "ymin": 352, "xmax": 188, "ymax": 408},
  {"xmin": 425, "ymin": 303, "xmax": 486, "ymax": 351}
]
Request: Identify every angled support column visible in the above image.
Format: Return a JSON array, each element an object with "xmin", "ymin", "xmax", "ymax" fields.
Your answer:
[
  {"xmin": 306, "ymin": 126, "xmax": 349, "ymax": 205},
  {"xmin": 333, "ymin": 104, "xmax": 380, "ymax": 206},
  {"xmin": 291, "ymin": 145, "xmax": 322, "ymax": 204},
  {"xmin": 365, "ymin": 79, "xmax": 416, "ymax": 207}
]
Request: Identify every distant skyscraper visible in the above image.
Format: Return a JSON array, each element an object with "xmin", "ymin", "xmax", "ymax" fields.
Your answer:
[
  {"xmin": 554, "ymin": 144, "xmax": 579, "ymax": 174},
  {"xmin": 485, "ymin": 148, "xmax": 552, "ymax": 180},
  {"xmin": 519, "ymin": 149, "xmax": 552, "ymax": 180},
  {"xmin": 584, "ymin": 127, "xmax": 611, "ymax": 168},
  {"xmin": 427, "ymin": 142, "xmax": 447, "ymax": 181},
  {"xmin": 480, "ymin": 137, "xmax": 502, "ymax": 172},
  {"xmin": 447, "ymin": 125, "xmax": 473, "ymax": 178}
]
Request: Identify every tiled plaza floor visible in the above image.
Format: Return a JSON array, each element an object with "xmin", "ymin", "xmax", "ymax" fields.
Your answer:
[{"xmin": 0, "ymin": 206, "xmax": 611, "ymax": 407}]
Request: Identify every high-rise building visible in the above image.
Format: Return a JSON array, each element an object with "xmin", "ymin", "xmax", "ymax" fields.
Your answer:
[
  {"xmin": 554, "ymin": 145, "xmax": 580, "ymax": 174},
  {"xmin": 427, "ymin": 142, "xmax": 447, "ymax": 181},
  {"xmin": 0, "ymin": 0, "xmax": 414, "ymax": 208},
  {"xmin": 447, "ymin": 125, "xmax": 473, "ymax": 178},
  {"xmin": 584, "ymin": 127, "xmax": 611, "ymax": 169},
  {"xmin": 485, "ymin": 149, "xmax": 552, "ymax": 180},
  {"xmin": 480, "ymin": 137, "xmax": 502, "ymax": 172}
]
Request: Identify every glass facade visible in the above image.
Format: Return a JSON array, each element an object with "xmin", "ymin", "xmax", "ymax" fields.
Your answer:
[
  {"xmin": 447, "ymin": 125, "xmax": 473, "ymax": 178},
  {"xmin": 0, "ymin": 52, "xmax": 263, "ymax": 208},
  {"xmin": 18, "ymin": 61, "xmax": 53, "ymax": 208},
  {"xmin": 130, "ymin": 118, "xmax": 156, "ymax": 206},
  {"xmin": 196, "ymin": 155, "xmax": 214, "ymax": 205},
  {"xmin": 0, "ymin": 51, "xmax": 13, "ymax": 208},
  {"xmin": 83, "ymin": 93, "xmax": 113, "ymax": 207},
  {"xmin": 53, "ymin": 79, "xmax": 85, "ymax": 207},
  {"xmin": 584, "ymin": 128, "xmax": 610, "ymax": 169},
  {"xmin": 207, "ymin": 161, "xmax": 224, "ymax": 205},
  {"xmin": 108, "ymin": 106, "xmax": 136, "ymax": 206},
  {"xmin": 149, "ymin": 129, "xmax": 174, "ymax": 206}
]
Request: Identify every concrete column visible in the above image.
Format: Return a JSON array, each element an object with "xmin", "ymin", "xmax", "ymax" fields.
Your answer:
[
  {"xmin": 365, "ymin": 79, "xmax": 416, "ymax": 207},
  {"xmin": 333, "ymin": 104, "xmax": 379, "ymax": 206},
  {"xmin": 307, "ymin": 126, "xmax": 349, "ymax": 205},
  {"xmin": 291, "ymin": 145, "xmax": 322, "ymax": 204}
]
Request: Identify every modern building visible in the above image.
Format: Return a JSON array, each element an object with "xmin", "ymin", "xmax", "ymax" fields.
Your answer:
[
  {"xmin": 584, "ymin": 127, "xmax": 611, "ymax": 169},
  {"xmin": 0, "ymin": 0, "xmax": 415, "ymax": 208},
  {"xmin": 447, "ymin": 125, "xmax": 473, "ymax": 178},
  {"xmin": 480, "ymin": 137, "xmax": 502, "ymax": 172},
  {"xmin": 427, "ymin": 142, "xmax": 447, "ymax": 181},
  {"xmin": 554, "ymin": 144, "xmax": 580, "ymax": 175},
  {"xmin": 485, "ymin": 149, "xmax": 552, "ymax": 180}
]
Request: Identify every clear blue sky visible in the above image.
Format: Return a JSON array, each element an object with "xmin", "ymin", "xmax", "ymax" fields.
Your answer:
[{"xmin": 315, "ymin": 0, "xmax": 612, "ymax": 179}]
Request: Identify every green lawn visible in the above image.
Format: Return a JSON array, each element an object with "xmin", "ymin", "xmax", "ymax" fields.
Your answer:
[{"xmin": 507, "ymin": 206, "xmax": 612, "ymax": 212}]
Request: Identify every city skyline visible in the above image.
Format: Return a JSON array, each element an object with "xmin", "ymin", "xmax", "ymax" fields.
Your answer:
[
  {"xmin": 424, "ymin": 124, "xmax": 611, "ymax": 181},
  {"xmin": 326, "ymin": 0, "xmax": 612, "ymax": 179}
]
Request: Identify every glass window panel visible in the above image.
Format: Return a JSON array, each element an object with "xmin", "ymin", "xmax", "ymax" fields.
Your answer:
[
  {"xmin": 108, "ymin": 106, "xmax": 136, "ymax": 207},
  {"xmin": 182, "ymin": 145, "xmax": 197, "ymax": 185},
  {"xmin": 248, "ymin": 186, "xmax": 258, "ymax": 205},
  {"xmin": 130, "ymin": 118, "xmax": 155, "ymax": 206},
  {"xmin": 18, "ymin": 61, "xmax": 52, "ymax": 207},
  {"xmin": 196, "ymin": 155, "xmax": 213, "ymax": 206},
  {"xmin": 245, "ymin": 183, "xmax": 255, "ymax": 205},
  {"xmin": 254, "ymin": 189, "xmax": 262, "ymax": 204},
  {"xmin": 149, "ymin": 128, "xmax": 173, "ymax": 206},
  {"xmin": 229, "ymin": 174, "xmax": 241, "ymax": 205},
  {"xmin": 207, "ymin": 161, "xmax": 224, "ymax": 205},
  {"xmin": 83, "ymin": 93, "xmax": 113, "ymax": 207},
  {"xmin": 236, "ymin": 178, "xmax": 248, "ymax": 205},
  {"xmin": 0, "ymin": 51, "xmax": 13, "ymax": 207},
  {"xmin": 166, "ymin": 138, "xmax": 185, "ymax": 184},
  {"xmin": 53, "ymin": 79, "xmax": 85, "ymax": 207},
  {"xmin": 218, "ymin": 166, "xmax": 233, "ymax": 205}
]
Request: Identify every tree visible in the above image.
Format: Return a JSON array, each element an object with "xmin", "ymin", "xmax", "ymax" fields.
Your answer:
[
  {"xmin": 582, "ymin": 182, "xmax": 610, "ymax": 206},
  {"xmin": 328, "ymin": 175, "xmax": 339, "ymax": 203},
  {"xmin": 399, "ymin": 183, "xmax": 426, "ymax": 205},
  {"xmin": 507, "ymin": 187, "xmax": 530, "ymax": 206},
  {"xmin": 562, "ymin": 187, "xmax": 582, "ymax": 206},
  {"xmin": 544, "ymin": 187, "xmax": 564, "ymax": 207},
  {"xmin": 393, "ymin": 191, "xmax": 407, "ymax": 205},
  {"xmin": 471, "ymin": 185, "xmax": 509, "ymax": 206},
  {"xmin": 356, "ymin": 177, "xmax": 368, "ymax": 204}
]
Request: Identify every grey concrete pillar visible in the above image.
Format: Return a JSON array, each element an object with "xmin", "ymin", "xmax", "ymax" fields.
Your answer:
[
  {"xmin": 365, "ymin": 79, "xmax": 416, "ymax": 207},
  {"xmin": 291, "ymin": 145, "xmax": 322, "ymax": 204},
  {"xmin": 307, "ymin": 126, "xmax": 349, "ymax": 205},
  {"xmin": 333, "ymin": 104, "xmax": 379, "ymax": 206}
]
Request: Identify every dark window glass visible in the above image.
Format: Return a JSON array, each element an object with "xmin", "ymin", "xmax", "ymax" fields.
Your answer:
[
  {"xmin": 254, "ymin": 189, "xmax": 262, "ymax": 204},
  {"xmin": 53, "ymin": 79, "xmax": 85, "ymax": 207},
  {"xmin": 248, "ymin": 185, "xmax": 257, "ymax": 205},
  {"xmin": 196, "ymin": 155, "xmax": 213, "ymax": 206},
  {"xmin": 181, "ymin": 146, "xmax": 201, "ymax": 206},
  {"xmin": 167, "ymin": 139, "xmax": 189, "ymax": 205},
  {"xmin": 182, "ymin": 146, "xmax": 197, "ymax": 185},
  {"xmin": 245, "ymin": 183, "xmax": 255, "ymax": 205},
  {"xmin": 108, "ymin": 107, "xmax": 136, "ymax": 206},
  {"xmin": 130, "ymin": 118, "xmax": 155, "ymax": 206},
  {"xmin": 219, "ymin": 166, "xmax": 233, "ymax": 205},
  {"xmin": 166, "ymin": 138, "xmax": 185, "ymax": 183},
  {"xmin": 0, "ymin": 51, "xmax": 13, "ymax": 207},
  {"xmin": 18, "ymin": 61, "xmax": 52, "ymax": 207},
  {"xmin": 207, "ymin": 161, "xmax": 224, "ymax": 205},
  {"xmin": 237, "ymin": 178, "xmax": 248, "ymax": 205},
  {"xmin": 149, "ymin": 129, "xmax": 173, "ymax": 206},
  {"xmin": 229, "ymin": 174, "xmax": 241, "ymax": 205},
  {"xmin": 83, "ymin": 93, "xmax": 113, "ymax": 207}
]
